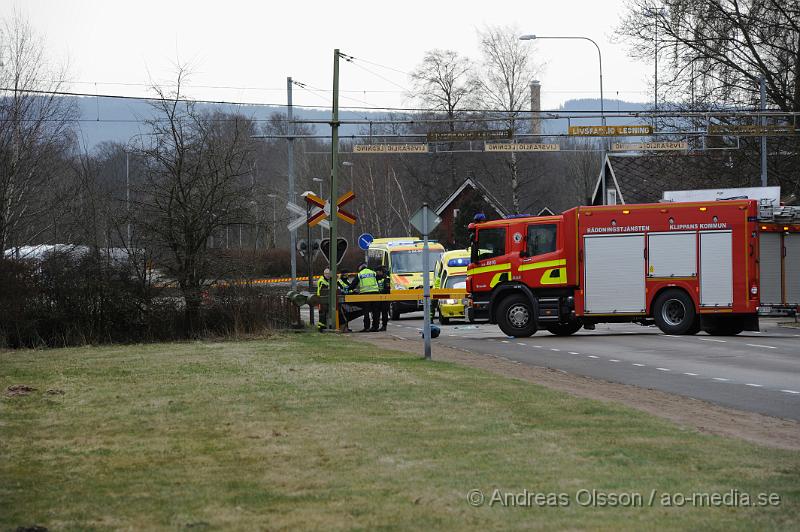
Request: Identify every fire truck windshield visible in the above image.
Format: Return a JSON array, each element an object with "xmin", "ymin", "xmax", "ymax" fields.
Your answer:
[{"xmin": 391, "ymin": 250, "xmax": 443, "ymax": 273}]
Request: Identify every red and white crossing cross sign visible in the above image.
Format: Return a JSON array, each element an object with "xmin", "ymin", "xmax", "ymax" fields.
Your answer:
[
  {"xmin": 336, "ymin": 191, "xmax": 357, "ymax": 225},
  {"xmin": 303, "ymin": 190, "xmax": 358, "ymax": 227}
]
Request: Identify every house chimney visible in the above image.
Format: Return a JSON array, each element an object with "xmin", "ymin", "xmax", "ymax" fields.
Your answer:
[{"xmin": 530, "ymin": 80, "xmax": 541, "ymax": 135}]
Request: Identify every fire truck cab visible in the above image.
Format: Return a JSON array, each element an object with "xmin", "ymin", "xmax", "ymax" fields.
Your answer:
[{"xmin": 465, "ymin": 199, "xmax": 795, "ymax": 337}]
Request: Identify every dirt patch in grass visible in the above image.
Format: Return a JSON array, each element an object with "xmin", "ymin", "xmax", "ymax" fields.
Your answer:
[
  {"xmin": 6, "ymin": 385, "xmax": 37, "ymax": 397},
  {"xmin": 357, "ymin": 333, "xmax": 800, "ymax": 451}
]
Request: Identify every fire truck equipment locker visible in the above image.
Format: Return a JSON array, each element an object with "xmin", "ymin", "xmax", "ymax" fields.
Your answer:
[
  {"xmin": 647, "ymin": 232, "xmax": 696, "ymax": 277},
  {"xmin": 584, "ymin": 234, "xmax": 646, "ymax": 314},
  {"xmin": 786, "ymin": 233, "xmax": 800, "ymax": 304},
  {"xmin": 759, "ymin": 232, "xmax": 782, "ymax": 305},
  {"xmin": 699, "ymin": 231, "xmax": 733, "ymax": 307}
]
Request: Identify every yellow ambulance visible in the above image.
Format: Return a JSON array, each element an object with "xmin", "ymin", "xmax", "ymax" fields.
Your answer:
[
  {"xmin": 366, "ymin": 238, "xmax": 445, "ymax": 320},
  {"xmin": 433, "ymin": 249, "xmax": 470, "ymax": 324}
]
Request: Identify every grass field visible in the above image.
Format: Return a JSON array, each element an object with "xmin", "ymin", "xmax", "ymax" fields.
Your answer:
[{"xmin": 1, "ymin": 334, "xmax": 798, "ymax": 530}]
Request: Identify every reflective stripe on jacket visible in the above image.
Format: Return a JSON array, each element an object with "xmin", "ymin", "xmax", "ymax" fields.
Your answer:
[
  {"xmin": 357, "ymin": 268, "xmax": 379, "ymax": 293},
  {"xmin": 316, "ymin": 277, "xmax": 330, "ymax": 296}
]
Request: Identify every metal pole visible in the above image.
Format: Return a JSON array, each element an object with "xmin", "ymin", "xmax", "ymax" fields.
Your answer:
[
  {"xmin": 349, "ymin": 164, "xmax": 355, "ymax": 245},
  {"xmin": 272, "ymin": 195, "xmax": 277, "ymax": 248},
  {"xmin": 422, "ymin": 203, "xmax": 432, "ymax": 359},
  {"xmin": 760, "ymin": 77, "xmax": 767, "ymax": 187},
  {"xmin": 654, "ymin": 16, "xmax": 658, "ymax": 128},
  {"xmin": 287, "ymin": 77, "xmax": 298, "ymax": 290},
  {"xmin": 327, "ymin": 49, "xmax": 341, "ymax": 330},
  {"xmin": 307, "ymin": 202, "xmax": 314, "ymax": 326}
]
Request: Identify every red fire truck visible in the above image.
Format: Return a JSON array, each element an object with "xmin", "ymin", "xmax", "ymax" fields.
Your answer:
[{"xmin": 465, "ymin": 199, "xmax": 800, "ymax": 337}]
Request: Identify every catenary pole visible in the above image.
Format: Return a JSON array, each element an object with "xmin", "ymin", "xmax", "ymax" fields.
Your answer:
[
  {"xmin": 287, "ymin": 77, "xmax": 298, "ymax": 290},
  {"xmin": 328, "ymin": 50, "xmax": 340, "ymax": 330},
  {"xmin": 422, "ymin": 203, "xmax": 431, "ymax": 359},
  {"xmin": 760, "ymin": 77, "xmax": 768, "ymax": 188}
]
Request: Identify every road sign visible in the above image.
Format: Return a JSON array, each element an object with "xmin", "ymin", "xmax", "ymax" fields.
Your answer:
[
  {"xmin": 336, "ymin": 191, "xmax": 357, "ymax": 225},
  {"xmin": 353, "ymin": 144, "xmax": 429, "ymax": 153},
  {"xmin": 320, "ymin": 237, "xmax": 348, "ymax": 266},
  {"xmin": 708, "ymin": 124, "xmax": 796, "ymax": 136},
  {"xmin": 410, "ymin": 205, "xmax": 441, "ymax": 235},
  {"xmin": 300, "ymin": 190, "xmax": 358, "ymax": 228},
  {"xmin": 427, "ymin": 129, "xmax": 513, "ymax": 142},
  {"xmin": 358, "ymin": 233, "xmax": 374, "ymax": 250},
  {"xmin": 485, "ymin": 143, "xmax": 560, "ymax": 152},
  {"xmin": 568, "ymin": 125, "xmax": 653, "ymax": 136},
  {"xmin": 287, "ymin": 201, "xmax": 329, "ymax": 232},
  {"xmin": 612, "ymin": 141, "xmax": 689, "ymax": 151}
]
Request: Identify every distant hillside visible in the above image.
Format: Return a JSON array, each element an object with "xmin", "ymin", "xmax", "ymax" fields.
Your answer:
[
  {"xmin": 540, "ymin": 98, "xmax": 650, "ymax": 135},
  {"xmin": 70, "ymin": 96, "xmax": 651, "ymax": 150}
]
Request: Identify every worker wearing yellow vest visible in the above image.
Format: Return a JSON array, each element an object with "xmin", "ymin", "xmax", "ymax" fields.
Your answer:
[
  {"xmin": 351, "ymin": 263, "xmax": 380, "ymax": 332},
  {"xmin": 316, "ymin": 268, "xmax": 331, "ymax": 331}
]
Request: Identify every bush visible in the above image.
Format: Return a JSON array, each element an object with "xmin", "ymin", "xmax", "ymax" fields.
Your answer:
[{"xmin": 0, "ymin": 252, "xmax": 298, "ymax": 349}]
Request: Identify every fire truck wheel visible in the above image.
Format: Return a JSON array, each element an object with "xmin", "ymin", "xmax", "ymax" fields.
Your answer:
[
  {"xmin": 390, "ymin": 303, "xmax": 401, "ymax": 321},
  {"xmin": 496, "ymin": 294, "xmax": 538, "ymax": 337},
  {"xmin": 545, "ymin": 321, "xmax": 582, "ymax": 336},
  {"xmin": 653, "ymin": 289, "xmax": 698, "ymax": 335}
]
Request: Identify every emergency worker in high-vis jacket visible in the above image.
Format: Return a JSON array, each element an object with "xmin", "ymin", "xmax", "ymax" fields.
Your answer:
[
  {"xmin": 316, "ymin": 268, "xmax": 331, "ymax": 330},
  {"xmin": 376, "ymin": 265, "xmax": 390, "ymax": 331},
  {"xmin": 350, "ymin": 263, "xmax": 380, "ymax": 332}
]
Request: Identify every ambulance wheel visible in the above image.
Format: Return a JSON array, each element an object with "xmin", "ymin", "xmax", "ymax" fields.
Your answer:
[
  {"xmin": 545, "ymin": 321, "xmax": 582, "ymax": 336},
  {"xmin": 390, "ymin": 303, "xmax": 401, "ymax": 321},
  {"xmin": 496, "ymin": 294, "xmax": 537, "ymax": 338},
  {"xmin": 653, "ymin": 289, "xmax": 698, "ymax": 335},
  {"xmin": 438, "ymin": 311, "xmax": 450, "ymax": 326}
]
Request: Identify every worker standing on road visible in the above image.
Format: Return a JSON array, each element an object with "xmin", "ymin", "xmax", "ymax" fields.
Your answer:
[
  {"xmin": 351, "ymin": 263, "xmax": 380, "ymax": 332},
  {"xmin": 316, "ymin": 268, "xmax": 331, "ymax": 331},
  {"xmin": 337, "ymin": 269, "xmax": 354, "ymax": 332},
  {"xmin": 376, "ymin": 265, "xmax": 390, "ymax": 331}
]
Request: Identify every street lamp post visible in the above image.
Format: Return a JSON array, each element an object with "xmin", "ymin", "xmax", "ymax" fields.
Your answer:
[
  {"xmin": 519, "ymin": 34, "xmax": 604, "ymax": 125},
  {"xmin": 520, "ymin": 33, "xmax": 607, "ymax": 203}
]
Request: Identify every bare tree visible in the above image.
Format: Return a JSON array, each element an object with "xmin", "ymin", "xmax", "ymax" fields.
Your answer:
[
  {"xmin": 617, "ymin": 0, "xmax": 799, "ymax": 111},
  {"xmin": 616, "ymin": 0, "xmax": 800, "ymax": 197},
  {"xmin": 409, "ymin": 50, "xmax": 479, "ymax": 189},
  {"xmin": 0, "ymin": 13, "xmax": 76, "ymax": 251},
  {"xmin": 475, "ymin": 25, "xmax": 540, "ymax": 213},
  {"xmin": 134, "ymin": 69, "xmax": 256, "ymax": 335}
]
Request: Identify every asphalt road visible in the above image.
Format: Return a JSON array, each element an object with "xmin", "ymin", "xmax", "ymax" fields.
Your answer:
[{"xmin": 382, "ymin": 314, "xmax": 800, "ymax": 421}]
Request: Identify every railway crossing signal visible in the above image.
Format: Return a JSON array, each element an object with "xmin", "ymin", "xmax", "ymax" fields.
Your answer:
[{"xmin": 303, "ymin": 191, "xmax": 357, "ymax": 227}]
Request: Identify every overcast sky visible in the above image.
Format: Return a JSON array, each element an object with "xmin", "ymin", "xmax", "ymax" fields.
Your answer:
[{"xmin": 9, "ymin": 0, "xmax": 655, "ymax": 111}]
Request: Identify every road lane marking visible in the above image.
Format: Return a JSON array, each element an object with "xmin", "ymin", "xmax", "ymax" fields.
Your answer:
[
  {"xmin": 712, "ymin": 377, "xmax": 730, "ymax": 382},
  {"xmin": 533, "ymin": 345, "xmax": 542, "ymax": 348},
  {"xmin": 746, "ymin": 344, "xmax": 776, "ymax": 349},
  {"xmin": 780, "ymin": 389, "xmax": 800, "ymax": 395},
  {"xmin": 568, "ymin": 352, "xmax": 580, "ymax": 355},
  {"xmin": 550, "ymin": 348, "xmax": 560, "ymax": 352},
  {"xmin": 656, "ymin": 367, "xmax": 670, "ymax": 372},
  {"xmin": 587, "ymin": 355, "xmax": 599, "ymax": 359},
  {"xmin": 745, "ymin": 383, "xmax": 763, "ymax": 387},
  {"xmin": 609, "ymin": 359, "xmax": 620, "ymax": 362},
  {"xmin": 683, "ymin": 372, "xmax": 698, "ymax": 376},
  {"xmin": 700, "ymin": 338, "xmax": 726, "ymax": 343},
  {"xmin": 516, "ymin": 342, "xmax": 526, "ymax": 346},
  {"xmin": 501, "ymin": 340, "xmax": 510, "ymax": 344},
  {"xmin": 633, "ymin": 363, "xmax": 646, "ymax": 367}
]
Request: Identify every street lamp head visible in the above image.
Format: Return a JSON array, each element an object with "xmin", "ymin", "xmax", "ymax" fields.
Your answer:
[
  {"xmin": 312, "ymin": 177, "xmax": 324, "ymax": 183},
  {"xmin": 342, "ymin": 161, "xmax": 354, "ymax": 167},
  {"xmin": 519, "ymin": 34, "xmax": 537, "ymax": 41}
]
